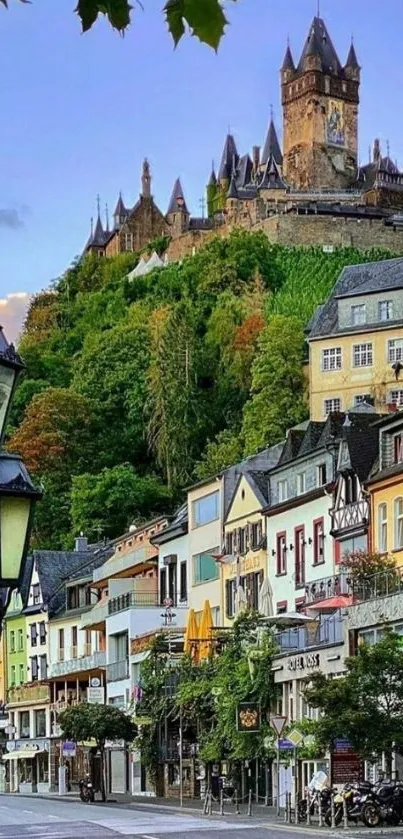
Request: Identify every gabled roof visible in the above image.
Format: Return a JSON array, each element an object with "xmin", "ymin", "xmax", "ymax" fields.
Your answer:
[
  {"xmin": 339, "ymin": 413, "xmax": 381, "ymax": 483},
  {"xmin": 307, "ymin": 257, "xmax": 403, "ymax": 339},
  {"xmin": 218, "ymin": 134, "xmax": 239, "ymax": 181},
  {"xmin": 261, "ymin": 119, "xmax": 283, "ymax": 167},
  {"xmin": 236, "ymin": 154, "xmax": 253, "ymax": 189},
  {"xmin": 30, "ymin": 543, "xmax": 113, "ymax": 618},
  {"xmin": 227, "ymin": 171, "xmax": 239, "ymax": 199},
  {"xmin": 259, "ymin": 154, "xmax": 286, "ymax": 190},
  {"xmin": 297, "ymin": 16, "xmax": 342, "ymax": 75},
  {"xmin": 113, "ymin": 193, "xmax": 127, "ymax": 218},
  {"xmin": 278, "ymin": 429, "xmax": 305, "ymax": 465},
  {"xmin": 167, "ymin": 178, "xmax": 189, "ymax": 215}
]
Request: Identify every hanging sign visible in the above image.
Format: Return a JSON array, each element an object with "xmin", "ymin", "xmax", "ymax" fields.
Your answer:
[{"xmin": 236, "ymin": 702, "xmax": 261, "ymax": 733}]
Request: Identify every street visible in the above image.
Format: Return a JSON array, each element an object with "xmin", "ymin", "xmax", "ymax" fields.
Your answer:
[{"xmin": 0, "ymin": 797, "xmax": 397, "ymax": 839}]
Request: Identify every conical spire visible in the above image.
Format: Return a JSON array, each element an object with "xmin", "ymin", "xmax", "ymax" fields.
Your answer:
[
  {"xmin": 92, "ymin": 214, "xmax": 105, "ymax": 246},
  {"xmin": 261, "ymin": 111, "xmax": 283, "ymax": 166},
  {"xmin": 167, "ymin": 177, "xmax": 189, "ymax": 215},
  {"xmin": 208, "ymin": 164, "xmax": 217, "ymax": 186},
  {"xmin": 259, "ymin": 154, "xmax": 286, "ymax": 190},
  {"xmin": 282, "ymin": 43, "xmax": 295, "ymax": 71},
  {"xmin": 227, "ymin": 170, "xmax": 238, "ymax": 199},
  {"xmin": 297, "ymin": 17, "xmax": 342, "ymax": 75},
  {"xmin": 218, "ymin": 134, "xmax": 239, "ymax": 181},
  {"xmin": 113, "ymin": 192, "xmax": 126, "ymax": 218},
  {"xmin": 345, "ymin": 39, "xmax": 359, "ymax": 69}
]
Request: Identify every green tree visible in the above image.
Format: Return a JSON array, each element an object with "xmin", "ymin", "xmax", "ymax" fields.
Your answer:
[
  {"xmin": 195, "ymin": 429, "xmax": 244, "ymax": 481},
  {"xmin": 59, "ymin": 703, "xmax": 137, "ymax": 801},
  {"xmin": 71, "ymin": 464, "xmax": 172, "ymax": 541},
  {"xmin": 304, "ymin": 632, "xmax": 403, "ymax": 776},
  {"xmin": 4, "ymin": 0, "xmax": 234, "ymax": 48},
  {"xmin": 242, "ymin": 315, "xmax": 308, "ymax": 455}
]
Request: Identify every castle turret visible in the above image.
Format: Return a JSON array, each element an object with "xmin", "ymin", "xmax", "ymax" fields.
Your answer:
[
  {"xmin": 167, "ymin": 177, "xmax": 189, "ymax": 236},
  {"xmin": 113, "ymin": 192, "xmax": 127, "ymax": 230},
  {"xmin": 261, "ymin": 111, "xmax": 283, "ymax": 168},
  {"xmin": 216, "ymin": 133, "xmax": 239, "ymax": 210},
  {"xmin": 281, "ymin": 16, "xmax": 359, "ymax": 190},
  {"xmin": 207, "ymin": 164, "xmax": 217, "ymax": 217},
  {"xmin": 141, "ymin": 158, "xmax": 151, "ymax": 198},
  {"xmin": 86, "ymin": 199, "xmax": 107, "ymax": 256}
]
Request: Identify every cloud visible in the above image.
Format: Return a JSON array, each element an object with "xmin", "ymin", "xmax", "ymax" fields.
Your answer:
[
  {"xmin": 0, "ymin": 208, "xmax": 25, "ymax": 229},
  {"xmin": 0, "ymin": 292, "xmax": 31, "ymax": 343}
]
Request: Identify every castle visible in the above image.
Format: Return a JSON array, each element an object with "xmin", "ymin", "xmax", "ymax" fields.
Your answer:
[{"xmin": 84, "ymin": 15, "xmax": 403, "ymax": 262}]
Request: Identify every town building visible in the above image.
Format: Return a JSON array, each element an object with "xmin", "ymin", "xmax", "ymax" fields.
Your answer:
[
  {"xmin": 307, "ymin": 257, "xmax": 403, "ymax": 421},
  {"xmin": 367, "ymin": 411, "xmax": 403, "ymax": 562}
]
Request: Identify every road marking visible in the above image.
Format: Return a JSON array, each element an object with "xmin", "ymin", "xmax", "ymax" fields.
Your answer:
[
  {"xmin": 47, "ymin": 815, "xmax": 60, "ymax": 819},
  {"xmin": 22, "ymin": 810, "xmax": 35, "ymax": 814},
  {"xmin": 141, "ymin": 835, "xmax": 160, "ymax": 839}
]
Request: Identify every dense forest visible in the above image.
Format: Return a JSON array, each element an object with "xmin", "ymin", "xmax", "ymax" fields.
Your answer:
[{"xmin": 8, "ymin": 231, "xmax": 401, "ymax": 548}]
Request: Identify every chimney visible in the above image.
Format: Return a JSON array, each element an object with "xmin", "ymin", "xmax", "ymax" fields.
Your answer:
[
  {"xmin": 252, "ymin": 145, "xmax": 260, "ymax": 173},
  {"xmin": 75, "ymin": 533, "xmax": 88, "ymax": 552}
]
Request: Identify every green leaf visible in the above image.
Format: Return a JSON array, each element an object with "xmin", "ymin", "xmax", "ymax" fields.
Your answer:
[
  {"xmin": 184, "ymin": 0, "xmax": 228, "ymax": 50},
  {"xmin": 164, "ymin": 0, "xmax": 186, "ymax": 47},
  {"xmin": 165, "ymin": 0, "xmax": 228, "ymax": 50},
  {"xmin": 75, "ymin": 0, "xmax": 99, "ymax": 32},
  {"xmin": 76, "ymin": 0, "xmax": 132, "ymax": 33},
  {"xmin": 104, "ymin": 0, "xmax": 132, "ymax": 31}
]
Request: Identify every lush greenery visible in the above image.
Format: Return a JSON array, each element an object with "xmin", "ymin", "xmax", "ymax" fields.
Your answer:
[
  {"xmin": 304, "ymin": 632, "xmax": 403, "ymax": 776},
  {"xmin": 136, "ymin": 613, "xmax": 277, "ymax": 782},
  {"xmin": 8, "ymin": 231, "xmax": 401, "ymax": 548},
  {"xmin": 59, "ymin": 703, "xmax": 137, "ymax": 800},
  {"xmin": 3, "ymin": 0, "xmax": 235, "ymax": 49}
]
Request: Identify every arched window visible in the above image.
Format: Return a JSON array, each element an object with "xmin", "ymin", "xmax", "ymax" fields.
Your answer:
[
  {"xmin": 378, "ymin": 503, "xmax": 387, "ymax": 553},
  {"xmin": 394, "ymin": 497, "xmax": 403, "ymax": 550}
]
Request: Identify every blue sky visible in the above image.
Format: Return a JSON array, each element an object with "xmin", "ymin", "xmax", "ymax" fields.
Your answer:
[{"xmin": 1, "ymin": 0, "xmax": 403, "ymax": 304}]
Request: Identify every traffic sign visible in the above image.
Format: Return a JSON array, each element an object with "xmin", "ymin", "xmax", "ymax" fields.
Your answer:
[
  {"xmin": 287, "ymin": 729, "xmax": 304, "ymax": 748},
  {"xmin": 270, "ymin": 715, "xmax": 287, "ymax": 737}
]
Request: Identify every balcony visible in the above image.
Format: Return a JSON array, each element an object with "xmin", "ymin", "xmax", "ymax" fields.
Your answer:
[
  {"xmin": 108, "ymin": 591, "xmax": 161, "ymax": 614},
  {"xmin": 305, "ymin": 572, "xmax": 352, "ymax": 606},
  {"xmin": 351, "ymin": 566, "xmax": 403, "ymax": 603},
  {"xmin": 7, "ymin": 684, "xmax": 50, "ymax": 706},
  {"xmin": 93, "ymin": 545, "xmax": 156, "ymax": 585},
  {"xmin": 107, "ymin": 660, "xmax": 129, "ymax": 682},
  {"xmin": 49, "ymin": 650, "xmax": 106, "ymax": 679},
  {"xmin": 331, "ymin": 499, "xmax": 369, "ymax": 535},
  {"xmin": 80, "ymin": 599, "xmax": 109, "ymax": 631},
  {"xmin": 274, "ymin": 615, "xmax": 344, "ymax": 653}
]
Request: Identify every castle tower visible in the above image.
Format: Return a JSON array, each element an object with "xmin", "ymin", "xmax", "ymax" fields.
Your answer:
[
  {"xmin": 207, "ymin": 164, "xmax": 217, "ymax": 217},
  {"xmin": 141, "ymin": 158, "xmax": 151, "ymax": 198},
  {"xmin": 281, "ymin": 17, "xmax": 360, "ymax": 190},
  {"xmin": 216, "ymin": 134, "xmax": 239, "ymax": 209},
  {"xmin": 113, "ymin": 192, "xmax": 127, "ymax": 230},
  {"xmin": 166, "ymin": 177, "xmax": 190, "ymax": 236},
  {"xmin": 261, "ymin": 109, "xmax": 283, "ymax": 169}
]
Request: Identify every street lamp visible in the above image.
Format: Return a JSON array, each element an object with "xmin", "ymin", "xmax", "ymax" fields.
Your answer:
[{"xmin": 0, "ymin": 329, "xmax": 41, "ymax": 616}]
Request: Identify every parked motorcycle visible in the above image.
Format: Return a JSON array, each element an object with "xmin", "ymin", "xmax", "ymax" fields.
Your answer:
[
  {"xmin": 298, "ymin": 770, "xmax": 332, "ymax": 822},
  {"xmin": 324, "ymin": 781, "xmax": 373, "ymax": 826},
  {"xmin": 79, "ymin": 775, "xmax": 95, "ymax": 803},
  {"xmin": 361, "ymin": 780, "xmax": 403, "ymax": 827}
]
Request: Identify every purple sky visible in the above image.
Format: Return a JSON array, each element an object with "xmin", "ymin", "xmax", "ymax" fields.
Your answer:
[{"xmin": 1, "ymin": 0, "xmax": 403, "ymax": 307}]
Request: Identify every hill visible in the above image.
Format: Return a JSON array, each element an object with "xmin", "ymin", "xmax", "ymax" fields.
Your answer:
[{"xmin": 8, "ymin": 231, "xmax": 402, "ymax": 548}]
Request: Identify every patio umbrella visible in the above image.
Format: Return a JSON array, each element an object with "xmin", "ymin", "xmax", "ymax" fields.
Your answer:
[
  {"xmin": 184, "ymin": 608, "xmax": 199, "ymax": 660},
  {"xmin": 258, "ymin": 576, "xmax": 274, "ymax": 617},
  {"xmin": 199, "ymin": 599, "xmax": 214, "ymax": 661}
]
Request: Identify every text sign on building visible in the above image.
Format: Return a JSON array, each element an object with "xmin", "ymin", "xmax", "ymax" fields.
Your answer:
[
  {"xmin": 62, "ymin": 740, "xmax": 76, "ymax": 758},
  {"xmin": 87, "ymin": 687, "xmax": 105, "ymax": 705},
  {"xmin": 288, "ymin": 652, "xmax": 320, "ymax": 672}
]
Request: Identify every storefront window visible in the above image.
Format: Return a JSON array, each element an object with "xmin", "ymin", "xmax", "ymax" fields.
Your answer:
[
  {"xmin": 37, "ymin": 752, "xmax": 49, "ymax": 783},
  {"xmin": 19, "ymin": 759, "xmax": 33, "ymax": 783},
  {"xmin": 35, "ymin": 709, "xmax": 46, "ymax": 738}
]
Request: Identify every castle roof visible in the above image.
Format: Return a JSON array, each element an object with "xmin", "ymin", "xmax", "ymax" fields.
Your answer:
[
  {"xmin": 261, "ymin": 118, "xmax": 283, "ymax": 167},
  {"xmin": 236, "ymin": 154, "xmax": 253, "ymax": 189},
  {"xmin": 297, "ymin": 16, "xmax": 341, "ymax": 75},
  {"xmin": 167, "ymin": 177, "xmax": 189, "ymax": 214},
  {"xmin": 281, "ymin": 44, "xmax": 295, "ymax": 71},
  {"xmin": 113, "ymin": 193, "xmax": 127, "ymax": 218},
  {"xmin": 227, "ymin": 171, "xmax": 239, "ymax": 199},
  {"xmin": 208, "ymin": 167, "xmax": 217, "ymax": 186},
  {"xmin": 259, "ymin": 154, "xmax": 286, "ymax": 190},
  {"xmin": 345, "ymin": 41, "xmax": 359, "ymax": 69},
  {"xmin": 91, "ymin": 215, "xmax": 107, "ymax": 248},
  {"xmin": 218, "ymin": 134, "xmax": 239, "ymax": 181}
]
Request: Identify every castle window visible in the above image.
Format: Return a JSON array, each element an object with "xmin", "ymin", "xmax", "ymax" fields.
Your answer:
[
  {"xmin": 324, "ymin": 397, "xmax": 341, "ymax": 415},
  {"xmin": 124, "ymin": 233, "xmax": 134, "ymax": 251},
  {"xmin": 353, "ymin": 343, "xmax": 373, "ymax": 367},
  {"xmin": 388, "ymin": 339, "xmax": 403, "ymax": 363},
  {"xmin": 379, "ymin": 300, "xmax": 393, "ymax": 321},
  {"xmin": 322, "ymin": 347, "xmax": 342, "ymax": 371},
  {"xmin": 351, "ymin": 304, "xmax": 366, "ymax": 326},
  {"xmin": 325, "ymin": 77, "xmax": 330, "ymax": 93},
  {"xmin": 342, "ymin": 82, "xmax": 347, "ymax": 93}
]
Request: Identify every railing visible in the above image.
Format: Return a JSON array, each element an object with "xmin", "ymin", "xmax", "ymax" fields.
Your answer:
[
  {"xmin": 331, "ymin": 499, "xmax": 369, "ymax": 533},
  {"xmin": 305, "ymin": 572, "xmax": 352, "ymax": 605},
  {"xmin": 70, "ymin": 646, "xmax": 78, "ymax": 660},
  {"xmin": 108, "ymin": 591, "xmax": 162, "ymax": 614},
  {"xmin": 106, "ymin": 660, "xmax": 129, "ymax": 682},
  {"xmin": 58, "ymin": 649, "xmax": 65, "ymax": 662},
  {"xmin": 351, "ymin": 566, "xmax": 403, "ymax": 603},
  {"xmin": 49, "ymin": 650, "xmax": 106, "ymax": 679},
  {"xmin": 7, "ymin": 684, "xmax": 50, "ymax": 705},
  {"xmin": 274, "ymin": 615, "xmax": 344, "ymax": 653},
  {"xmin": 50, "ymin": 698, "xmax": 81, "ymax": 712},
  {"xmin": 93, "ymin": 545, "xmax": 157, "ymax": 584}
]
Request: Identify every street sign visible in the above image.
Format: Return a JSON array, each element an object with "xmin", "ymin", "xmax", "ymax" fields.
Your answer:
[
  {"xmin": 87, "ymin": 686, "xmax": 105, "ymax": 705},
  {"xmin": 279, "ymin": 738, "xmax": 296, "ymax": 750},
  {"xmin": 287, "ymin": 729, "xmax": 304, "ymax": 748},
  {"xmin": 4, "ymin": 725, "xmax": 15, "ymax": 736},
  {"xmin": 62, "ymin": 740, "xmax": 76, "ymax": 758},
  {"xmin": 270, "ymin": 715, "xmax": 287, "ymax": 737}
]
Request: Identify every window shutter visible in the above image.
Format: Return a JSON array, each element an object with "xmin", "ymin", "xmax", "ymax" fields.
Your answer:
[
  {"xmin": 246, "ymin": 523, "xmax": 252, "ymax": 551},
  {"xmin": 160, "ymin": 568, "xmax": 167, "ymax": 603},
  {"xmin": 224, "ymin": 532, "xmax": 230, "ymax": 555},
  {"xmin": 225, "ymin": 580, "xmax": 231, "ymax": 618},
  {"xmin": 234, "ymin": 528, "xmax": 239, "ymax": 553}
]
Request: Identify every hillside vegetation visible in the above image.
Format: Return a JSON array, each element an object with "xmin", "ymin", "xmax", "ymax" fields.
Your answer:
[{"xmin": 8, "ymin": 231, "xmax": 401, "ymax": 548}]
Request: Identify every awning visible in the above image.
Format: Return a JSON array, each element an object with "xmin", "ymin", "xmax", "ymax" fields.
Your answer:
[
  {"xmin": 263, "ymin": 612, "xmax": 314, "ymax": 627},
  {"xmin": 307, "ymin": 595, "xmax": 356, "ymax": 612},
  {"xmin": 2, "ymin": 749, "xmax": 45, "ymax": 761}
]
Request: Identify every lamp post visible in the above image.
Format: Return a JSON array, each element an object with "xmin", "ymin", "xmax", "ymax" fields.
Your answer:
[{"xmin": 0, "ymin": 329, "xmax": 42, "ymax": 618}]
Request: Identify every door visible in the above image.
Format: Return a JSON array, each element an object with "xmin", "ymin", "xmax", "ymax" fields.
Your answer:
[
  {"xmin": 110, "ymin": 750, "xmax": 126, "ymax": 794},
  {"xmin": 279, "ymin": 764, "xmax": 293, "ymax": 810}
]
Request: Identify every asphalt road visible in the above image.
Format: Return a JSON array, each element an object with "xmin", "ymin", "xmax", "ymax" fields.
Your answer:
[{"xmin": 0, "ymin": 796, "xmax": 396, "ymax": 839}]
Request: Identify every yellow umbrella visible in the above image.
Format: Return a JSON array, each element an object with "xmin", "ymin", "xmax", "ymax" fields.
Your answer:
[
  {"xmin": 198, "ymin": 599, "xmax": 214, "ymax": 661},
  {"xmin": 184, "ymin": 608, "xmax": 199, "ymax": 659}
]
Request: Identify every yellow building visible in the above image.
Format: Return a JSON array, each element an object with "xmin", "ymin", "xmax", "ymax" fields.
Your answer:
[
  {"xmin": 367, "ymin": 412, "xmax": 403, "ymax": 565},
  {"xmin": 221, "ymin": 473, "xmax": 268, "ymax": 626},
  {"xmin": 307, "ymin": 258, "xmax": 403, "ymax": 421}
]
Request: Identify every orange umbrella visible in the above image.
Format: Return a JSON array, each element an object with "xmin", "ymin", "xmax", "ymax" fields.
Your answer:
[
  {"xmin": 198, "ymin": 599, "xmax": 214, "ymax": 661},
  {"xmin": 184, "ymin": 608, "xmax": 199, "ymax": 660}
]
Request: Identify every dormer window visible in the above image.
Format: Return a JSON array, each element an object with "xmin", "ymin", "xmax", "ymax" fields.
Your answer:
[
  {"xmin": 394, "ymin": 434, "xmax": 403, "ymax": 464},
  {"xmin": 379, "ymin": 300, "xmax": 393, "ymax": 322},
  {"xmin": 32, "ymin": 584, "xmax": 40, "ymax": 606},
  {"xmin": 351, "ymin": 304, "xmax": 366, "ymax": 326}
]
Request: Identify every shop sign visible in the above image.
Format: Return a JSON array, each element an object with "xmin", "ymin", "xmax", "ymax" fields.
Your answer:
[
  {"xmin": 236, "ymin": 702, "xmax": 261, "ymax": 733},
  {"xmin": 62, "ymin": 741, "xmax": 76, "ymax": 758},
  {"xmin": 87, "ymin": 687, "xmax": 105, "ymax": 705},
  {"xmin": 288, "ymin": 652, "xmax": 320, "ymax": 672}
]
